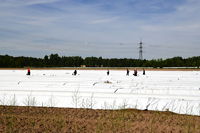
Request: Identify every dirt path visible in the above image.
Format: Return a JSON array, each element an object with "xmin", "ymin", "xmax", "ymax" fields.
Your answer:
[{"xmin": 0, "ymin": 67, "xmax": 200, "ymax": 71}]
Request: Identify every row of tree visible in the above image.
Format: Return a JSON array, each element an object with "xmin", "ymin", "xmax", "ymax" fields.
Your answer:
[{"xmin": 0, "ymin": 54, "xmax": 200, "ymax": 68}]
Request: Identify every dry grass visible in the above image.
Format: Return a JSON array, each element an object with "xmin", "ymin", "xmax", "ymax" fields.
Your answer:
[{"xmin": 0, "ymin": 106, "xmax": 200, "ymax": 133}]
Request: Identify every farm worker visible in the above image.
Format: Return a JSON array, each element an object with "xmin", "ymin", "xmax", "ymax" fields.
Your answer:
[
  {"xmin": 27, "ymin": 68, "xmax": 30, "ymax": 75},
  {"xmin": 133, "ymin": 69, "xmax": 137, "ymax": 76},
  {"xmin": 73, "ymin": 70, "xmax": 77, "ymax": 75},
  {"xmin": 126, "ymin": 69, "xmax": 129, "ymax": 76},
  {"xmin": 143, "ymin": 69, "xmax": 145, "ymax": 75},
  {"xmin": 107, "ymin": 70, "xmax": 109, "ymax": 76}
]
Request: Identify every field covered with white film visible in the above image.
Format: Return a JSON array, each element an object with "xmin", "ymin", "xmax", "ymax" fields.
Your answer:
[{"xmin": 0, "ymin": 69, "xmax": 200, "ymax": 116}]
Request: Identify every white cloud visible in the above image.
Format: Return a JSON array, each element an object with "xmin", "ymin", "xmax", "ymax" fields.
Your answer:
[{"xmin": 0, "ymin": 0, "xmax": 61, "ymax": 7}]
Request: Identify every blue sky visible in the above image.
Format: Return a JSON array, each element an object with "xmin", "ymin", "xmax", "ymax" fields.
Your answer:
[{"xmin": 0, "ymin": 0, "xmax": 200, "ymax": 59}]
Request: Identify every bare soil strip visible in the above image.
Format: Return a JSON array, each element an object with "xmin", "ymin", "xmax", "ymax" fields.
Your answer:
[{"xmin": 0, "ymin": 67, "xmax": 200, "ymax": 71}]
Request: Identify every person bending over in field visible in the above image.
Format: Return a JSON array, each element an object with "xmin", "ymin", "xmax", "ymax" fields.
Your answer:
[
  {"xmin": 133, "ymin": 69, "xmax": 137, "ymax": 76},
  {"xmin": 107, "ymin": 70, "xmax": 109, "ymax": 76},
  {"xmin": 72, "ymin": 70, "xmax": 77, "ymax": 76},
  {"xmin": 26, "ymin": 68, "xmax": 31, "ymax": 75}
]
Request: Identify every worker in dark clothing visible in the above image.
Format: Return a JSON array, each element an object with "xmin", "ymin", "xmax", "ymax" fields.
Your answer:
[
  {"xmin": 126, "ymin": 69, "xmax": 129, "ymax": 76},
  {"xmin": 133, "ymin": 69, "xmax": 137, "ymax": 76},
  {"xmin": 27, "ymin": 68, "xmax": 30, "ymax": 75},
  {"xmin": 73, "ymin": 70, "xmax": 77, "ymax": 75},
  {"xmin": 143, "ymin": 69, "xmax": 145, "ymax": 75},
  {"xmin": 107, "ymin": 70, "xmax": 109, "ymax": 76}
]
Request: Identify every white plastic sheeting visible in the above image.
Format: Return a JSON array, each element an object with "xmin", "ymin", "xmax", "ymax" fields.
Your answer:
[{"xmin": 0, "ymin": 70, "xmax": 200, "ymax": 116}]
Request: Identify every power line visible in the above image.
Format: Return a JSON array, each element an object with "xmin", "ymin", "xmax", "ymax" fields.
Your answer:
[{"xmin": 139, "ymin": 41, "xmax": 143, "ymax": 60}]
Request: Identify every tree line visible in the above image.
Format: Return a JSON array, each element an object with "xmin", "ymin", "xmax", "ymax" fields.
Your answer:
[{"xmin": 0, "ymin": 54, "xmax": 200, "ymax": 68}]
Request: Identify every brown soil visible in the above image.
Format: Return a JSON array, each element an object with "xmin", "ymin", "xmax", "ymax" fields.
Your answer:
[
  {"xmin": 0, "ymin": 106, "xmax": 200, "ymax": 133},
  {"xmin": 0, "ymin": 67, "xmax": 200, "ymax": 71}
]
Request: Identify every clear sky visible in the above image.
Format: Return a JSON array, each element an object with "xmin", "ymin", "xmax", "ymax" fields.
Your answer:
[{"xmin": 0, "ymin": 0, "xmax": 200, "ymax": 59}]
